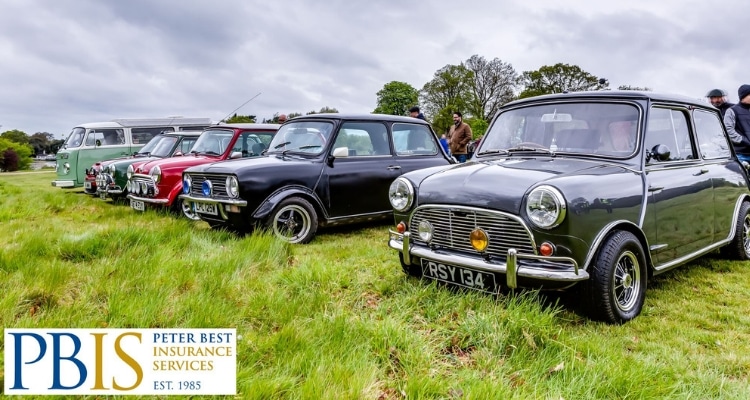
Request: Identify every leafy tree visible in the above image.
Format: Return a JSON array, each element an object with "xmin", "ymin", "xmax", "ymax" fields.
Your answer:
[
  {"xmin": 464, "ymin": 55, "xmax": 519, "ymax": 121},
  {"xmin": 29, "ymin": 132, "xmax": 55, "ymax": 156},
  {"xmin": 306, "ymin": 107, "xmax": 339, "ymax": 115},
  {"xmin": 0, "ymin": 137, "xmax": 33, "ymax": 171},
  {"xmin": 519, "ymin": 63, "xmax": 608, "ymax": 99},
  {"xmin": 373, "ymin": 81, "xmax": 419, "ymax": 116},
  {"xmin": 465, "ymin": 118, "xmax": 489, "ymax": 139},
  {"xmin": 224, "ymin": 114, "xmax": 256, "ymax": 123},
  {"xmin": 618, "ymin": 85, "xmax": 652, "ymax": 91},
  {"xmin": 48, "ymin": 139, "xmax": 65, "ymax": 154},
  {"xmin": 288, "ymin": 112, "xmax": 303, "ymax": 118},
  {"xmin": 420, "ymin": 64, "xmax": 474, "ymax": 134},
  {"xmin": 1, "ymin": 129, "xmax": 29, "ymax": 144}
]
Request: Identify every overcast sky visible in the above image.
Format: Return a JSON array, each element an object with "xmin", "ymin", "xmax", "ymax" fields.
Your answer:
[{"xmin": 1, "ymin": 0, "xmax": 746, "ymax": 138}]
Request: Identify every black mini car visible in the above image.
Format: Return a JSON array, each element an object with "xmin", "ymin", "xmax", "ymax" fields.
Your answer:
[
  {"xmin": 180, "ymin": 114, "xmax": 454, "ymax": 243},
  {"xmin": 388, "ymin": 90, "xmax": 750, "ymax": 323}
]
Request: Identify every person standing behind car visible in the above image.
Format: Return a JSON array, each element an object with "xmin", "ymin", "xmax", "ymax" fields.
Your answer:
[
  {"xmin": 706, "ymin": 89, "xmax": 734, "ymax": 119},
  {"xmin": 409, "ymin": 106, "xmax": 427, "ymax": 121},
  {"xmin": 724, "ymin": 84, "xmax": 750, "ymax": 162},
  {"xmin": 448, "ymin": 111, "xmax": 472, "ymax": 163},
  {"xmin": 439, "ymin": 134, "xmax": 450, "ymax": 156}
]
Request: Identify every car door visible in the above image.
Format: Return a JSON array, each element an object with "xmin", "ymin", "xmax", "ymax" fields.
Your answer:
[
  {"xmin": 642, "ymin": 106, "xmax": 715, "ymax": 266},
  {"xmin": 325, "ymin": 121, "xmax": 398, "ymax": 218}
]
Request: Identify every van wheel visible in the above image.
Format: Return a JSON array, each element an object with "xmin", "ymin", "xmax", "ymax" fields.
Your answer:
[
  {"xmin": 721, "ymin": 201, "xmax": 750, "ymax": 260},
  {"xmin": 267, "ymin": 197, "xmax": 317, "ymax": 244},
  {"xmin": 583, "ymin": 230, "xmax": 647, "ymax": 324}
]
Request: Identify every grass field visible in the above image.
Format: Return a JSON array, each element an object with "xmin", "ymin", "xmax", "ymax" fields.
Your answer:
[{"xmin": 1, "ymin": 171, "xmax": 749, "ymax": 399}]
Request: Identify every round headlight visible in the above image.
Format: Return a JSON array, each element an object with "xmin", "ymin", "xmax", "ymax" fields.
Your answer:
[
  {"xmin": 126, "ymin": 164, "xmax": 134, "ymax": 179},
  {"xmin": 202, "ymin": 180, "xmax": 213, "ymax": 197},
  {"xmin": 470, "ymin": 228, "xmax": 489, "ymax": 252},
  {"xmin": 140, "ymin": 181, "xmax": 148, "ymax": 195},
  {"xmin": 150, "ymin": 165, "xmax": 162, "ymax": 183},
  {"xmin": 63, "ymin": 162, "xmax": 70, "ymax": 174},
  {"xmin": 525, "ymin": 185, "xmax": 566, "ymax": 229},
  {"xmin": 389, "ymin": 178, "xmax": 414, "ymax": 212},
  {"xmin": 226, "ymin": 176, "xmax": 239, "ymax": 198},
  {"xmin": 182, "ymin": 174, "xmax": 192, "ymax": 195},
  {"xmin": 126, "ymin": 180, "xmax": 132, "ymax": 192},
  {"xmin": 417, "ymin": 220, "xmax": 433, "ymax": 242},
  {"xmin": 108, "ymin": 164, "xmax": 116, "ymax": 175}
]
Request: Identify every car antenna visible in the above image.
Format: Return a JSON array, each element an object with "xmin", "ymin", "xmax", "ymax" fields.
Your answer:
[{"xmin": 217, "ymin": 92, "xmax": 262, "ymax": 125}]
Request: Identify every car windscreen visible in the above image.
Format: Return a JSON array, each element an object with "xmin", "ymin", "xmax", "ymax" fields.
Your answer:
[
  {"xmin": 136, "ymin": 135, "xmax": 167, "ymax": 156},
  {"xmin": 479, "ymin": 102, "xmax": 641, "ymax": 157},
  {"xmin": 190, "ymin": 129, "xmax": 234, "ymax": 156},
  {"xmin": 267, "ymin": 121, "xmax": 334, "ymax": 155},
  {"xmin": 148, "ymin": 136, "xmax": 180, "ymax": 157},
  {"xmin": 64, "ymin": 127, "xmax": 86, "ymax": 148}
]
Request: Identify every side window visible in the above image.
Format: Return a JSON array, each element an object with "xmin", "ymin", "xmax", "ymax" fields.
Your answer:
[
  {"xmin": 232, "ymin": 132, "xmax": 265, "ymax": 157},
  {"xmin": 644, "ymin": 108, "xmax": 694, "ymax": 162},
  {"xmin": 392, "ymin": 123, "xmax": 438, "ymax": 156},
  {"xmin": 85, "ymin": 129, "xmax": 123, "ymax": 146},
  {"xmin": 132, "ymin": 127, "xmax": 174, "ymax": 145},
  {"xmin": 693, "ymin": 109, "xmax": 731, "ymax": 159},
  {"xmin": 332, "ymin": 122, "xmax": 389, "ymax": 156}
]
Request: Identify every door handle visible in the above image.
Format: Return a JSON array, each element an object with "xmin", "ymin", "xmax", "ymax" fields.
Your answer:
[
  {"xmin": 387, "ymin": 165, "xmax": 401, "ymax": 170},
  {"xmin": 693, "ymin": 169, "xmax": 709, "ymax": 176}
]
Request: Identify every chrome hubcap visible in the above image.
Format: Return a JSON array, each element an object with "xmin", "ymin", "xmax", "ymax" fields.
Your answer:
[
  {"xmin": 273, "ymin": 204, "xmax": 310, "ymax": 243},
  {"xmin": 613, "ymin": 250, "xmax": 640, "ymax": 312}
]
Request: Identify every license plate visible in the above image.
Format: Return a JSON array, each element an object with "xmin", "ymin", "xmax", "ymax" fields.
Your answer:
[
  {"xmin": 421, "ymin": 259, "xmax": 497, "ymax": 293},
  {"xmin": 130, "ymin": 200, "xmax": 145, "ymax": 211},
  {"xmin": 84, "ymin": 182, "xmax": 92, "ymax": 189},
  {"xmin": 194, "ymin": 202, "xmax": 218, "ymax": 216}
]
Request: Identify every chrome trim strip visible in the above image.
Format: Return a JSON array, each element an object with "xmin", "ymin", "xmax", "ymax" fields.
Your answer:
[{"xmin": 51, "ymin": 180, "xmax": 75, "ymax": 188}]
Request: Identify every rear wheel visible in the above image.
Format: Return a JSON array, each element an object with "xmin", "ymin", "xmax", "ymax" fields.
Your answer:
[
  {"xmin": 721, "ymin": 201, "xmax": 750, "ymax": 260},
  {"xmin": 267, "ymin": 197, "xmax": 318, "ymax": 244},
  {"xmin": 583, "ymin": 230, "xmax": 647, "ymax": 324}
]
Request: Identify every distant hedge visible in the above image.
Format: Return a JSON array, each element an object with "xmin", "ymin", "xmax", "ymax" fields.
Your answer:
[{"xmin": 0, "ymin": 138, "xmax": 33, "ymax": 171}]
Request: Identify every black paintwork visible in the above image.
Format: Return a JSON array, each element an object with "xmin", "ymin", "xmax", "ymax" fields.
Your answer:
[
  {"xmin": 394, "ymin": 91, "xmax": 750, "ymax": 280},
  {"xmin": 183, "ymin": 114, "xmax": 453, "ymax": 231}
]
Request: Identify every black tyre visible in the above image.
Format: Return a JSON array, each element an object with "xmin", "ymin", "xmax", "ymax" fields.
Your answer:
[
  {"xmin": 399, "ymin": 254, "xmax": 422, "ymax": 277},
  {"xmin": 584, "ymin": 230, "xmax": 647, "ymax": 324},
  {"xmin": 721, "ymin": 201, "xmax": 750, "ymax": 260},
  {"xmin": 267, "ymin": 197, "xmax": 318, "ymax": 244}
]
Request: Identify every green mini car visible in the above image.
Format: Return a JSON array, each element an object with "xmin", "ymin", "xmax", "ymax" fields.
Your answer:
[{"xmin": 95, "ymin": 131, "xmax": 202, "ymax": 201}]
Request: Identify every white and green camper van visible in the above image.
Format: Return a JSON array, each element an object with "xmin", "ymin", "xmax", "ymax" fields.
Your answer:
[{"xmin": 52, "ymin": 117, "xmax": 212, "ymax": 188}]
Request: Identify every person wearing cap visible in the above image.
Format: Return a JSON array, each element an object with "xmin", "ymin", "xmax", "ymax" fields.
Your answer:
[
  {"xmin": 408, "ymin": 106, "xmax": 427, "ymax": 121},
  {"xmin": 706, "ymin": 89, "xmax": 734, "ymax": 118},
  {"xmin": 724, "ymin": 84, "xmax": 750, "ymax": 162}
]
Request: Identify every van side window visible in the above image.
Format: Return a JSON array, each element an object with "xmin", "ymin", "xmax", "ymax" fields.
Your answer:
[
  {"xmin": 132, "ymin": 127, "xmax": 174, "ymax": 144},
  {"xmin": 85, "ymin": 129, "xmax": 123, "ymax": 146}
]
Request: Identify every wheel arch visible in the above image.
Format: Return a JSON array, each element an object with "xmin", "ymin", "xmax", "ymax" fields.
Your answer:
[
  {"xmin": 584, "ymin": 220, "xmax": 654, "ymax": 277},
  {"xmin": 251, "ymin": 185, "xmax": 328, "ymax": 223}
]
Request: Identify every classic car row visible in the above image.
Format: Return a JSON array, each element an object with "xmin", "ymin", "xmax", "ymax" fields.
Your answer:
[{"xmin": 58, "ymin": 91, "xmax": 750, "ymax": 323}]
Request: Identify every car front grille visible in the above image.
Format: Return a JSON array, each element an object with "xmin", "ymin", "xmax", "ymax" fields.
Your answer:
[
  {"xmin": 188, "ymin": 173, "xmax": 229, "ymax": 198},
  {"xmin": 409, "ymin": 206, "xmax": 536, "ymax": 257}
]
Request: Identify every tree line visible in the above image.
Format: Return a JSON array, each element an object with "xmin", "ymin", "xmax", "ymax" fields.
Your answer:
[{"xmin": 373, "ymin": 55, "xmax": 650, "ymax": 137}]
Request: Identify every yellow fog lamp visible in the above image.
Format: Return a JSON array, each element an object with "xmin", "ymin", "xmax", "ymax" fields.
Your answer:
[{"xmin": 470, "ymin": 228, "xmax": 489, "ymax": 252}]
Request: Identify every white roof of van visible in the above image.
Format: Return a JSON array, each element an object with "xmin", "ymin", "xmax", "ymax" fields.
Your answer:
[{"xmin": 74, "ymin": 117, "xmax": 213, "ymax": 129}]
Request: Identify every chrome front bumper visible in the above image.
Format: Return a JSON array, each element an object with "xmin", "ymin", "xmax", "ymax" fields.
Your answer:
[
  {"xmin": 389, "ymin": 230, "xmax": 588, "ymax": 289},
  {"xmin": 126, "ymin": 194, "xmax": 168, "ymax": 205},
  {"xmin": 178, "ymin": 194, "xmax": 247, "ymax": 220}
]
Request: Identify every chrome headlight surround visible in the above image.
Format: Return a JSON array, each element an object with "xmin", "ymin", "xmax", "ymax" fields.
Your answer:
[
  {"xmin": 182, "ymin": 174, "xmax": 192, "ymax": 195},
  {"xmin": 126, "ymin": 164, "xmax": 134, "ymax": 180},
  {"xmin": 388, "ymin": 177, "xmax": 414, "ymax": 212},
  {"xmin": 226, "ymin": 176, "xmax": 239, "ymax": 198},
  {"xmin": 107, "ymin": 164, "xmax": 116, "ymax": 175},
  {"xmin": 525, "ymin": 185, "xmax": 566, "ymax": 229},
  {"xmin": 150, "ymin": 165, "xmax": 162, "ymax": 184},
  {"xmin": 63, "ymin": 162, "xmax": 70, "ymax": 174}
]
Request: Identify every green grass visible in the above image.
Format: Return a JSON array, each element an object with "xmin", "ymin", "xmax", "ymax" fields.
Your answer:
[{"xmin": 1, "ymin": 171, "xmax": 749, "ymax": 399}]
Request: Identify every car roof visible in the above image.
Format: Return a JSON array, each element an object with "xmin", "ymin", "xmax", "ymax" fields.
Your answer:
[
  {"xmin": 206, "ymin": 123, "xmax": 280, "ymax": 130},
  {"xmin": 294, "ymin": 113, "xmax": 432, "ymax": 125},
  {"xmin": 504, "ymin": 90, "xmax": 711, "ymax": 110}
]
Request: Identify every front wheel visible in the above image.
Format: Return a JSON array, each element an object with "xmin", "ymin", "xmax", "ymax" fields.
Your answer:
[
  {"xmin": 267, "ymin": 197, "xmax": 318, "ymax": 244},
  {"xmin": 583, "ymin": 230, "xmax": 647, "ymax": 324},
  {"xmin": 173, "ymin": 198, "xmax": 201, "ymax": 221}
]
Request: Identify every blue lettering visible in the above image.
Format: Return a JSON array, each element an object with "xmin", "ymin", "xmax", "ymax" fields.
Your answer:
[
  {"xmin": 9, "ymin": 332, "xmax": 47, "ymax": 390},
  {"xmin": 50, "ymin": 333, "xmax": 87, "ymax": 390}
]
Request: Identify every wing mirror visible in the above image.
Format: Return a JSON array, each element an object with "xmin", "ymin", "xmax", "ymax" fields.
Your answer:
[
  {"xmin": 332, "ymin": 147, "xmax": 349, "ymax": 158},
  {"xmin": 646, "ymin": 144, "xmax": 671, "ymax": 162},
  {"xmin": 229, "ymin": 151, "xmax": 243, "ymax": 159}
]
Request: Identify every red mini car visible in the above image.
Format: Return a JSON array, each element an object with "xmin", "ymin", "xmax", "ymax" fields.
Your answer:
[{"xmin": 126, "ymin": 123, "xmax": 278, "ymax": 219}]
